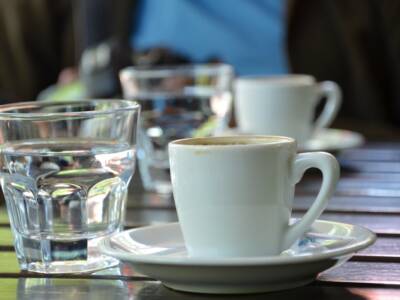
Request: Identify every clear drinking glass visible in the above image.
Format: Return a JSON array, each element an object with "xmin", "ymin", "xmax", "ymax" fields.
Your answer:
[
  {"xmin": 0, "ymin": 100, "xmax": 139, "ymax": 274},
  {"xmin": 120, "ymin": 64, "xmax": 234, "ymax": 194}
]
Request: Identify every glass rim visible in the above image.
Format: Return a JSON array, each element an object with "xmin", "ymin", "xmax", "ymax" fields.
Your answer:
[
  {"xmin": 119, "ymin": 63, "xmax": 234, "ymax": 80},
  {"xmin": 0, "ymin": 99, "xmax": 140, "ymax": 120}
]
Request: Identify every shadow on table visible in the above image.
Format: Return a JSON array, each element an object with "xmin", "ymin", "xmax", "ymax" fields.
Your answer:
[
  {"xmin": 15, "ymin": 278, "xmax": 367, "ymax": 300},
  {"xmin": 136, "ymin": 282, "xmax": 367, "ymax": 300},
  {"xmin": 16, "ymin": 277, "xmax": 133, "ymax": 300}
]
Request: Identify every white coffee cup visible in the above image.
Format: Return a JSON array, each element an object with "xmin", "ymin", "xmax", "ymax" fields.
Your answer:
[
  {"xmin": 169, "ymin": 136, "xmax": 339, "ymax": 258},
  {"xmin": 234, "ymin": 75, "xmax": 342, "ymax": 144}
]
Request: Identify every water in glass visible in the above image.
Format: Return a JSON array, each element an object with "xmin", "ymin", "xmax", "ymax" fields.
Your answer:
[{"xmin": 1, "ymin": 139, "xmax": 135, "ymax": 273}]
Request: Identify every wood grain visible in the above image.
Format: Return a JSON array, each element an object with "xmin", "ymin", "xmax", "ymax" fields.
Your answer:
[
  {"xmin": 294, "ymin": 195, "xmax": 400, "ymax": 213},
  {"xmin": 0, "ymin": 252, "xmax": 19, "ymax": 274},
  {"xmin": 0, "ymin": 228, "xmax": 13, "ymax": 246},
  {"xmin": 127, "ymin": 194, "xmax": 400, "ymax": 213},
  {"xmin": 339, "ymin": 161, "xmax": 400, "ymax": 173},
  {"xmin": 1, "ymin": 278, "xmax": 400, "ymax": 300},
  {"xmin": 298, "ymin": 180, "xmax": 400, "ymax": 197},
  {"xmin": 123, "ymin": 209, "xmax": 400, "ymax": 234},
  {"xmin": 293, "ymin": 212, "xmax": 400, "ymax": 235},
  {"xmin": 339, "ymin": 148, "xmax": 400, "ymax": 162},
  {"xmin": 318, "ymin": 262, "xmax": 400, "ymax": 286},
  {"xmin": 0, "ymin": 210, "xmax": 9, "ymax": 225},
  {"xmin": 358, "ymin": 237, "xmax": 400, "ymax": 259}
]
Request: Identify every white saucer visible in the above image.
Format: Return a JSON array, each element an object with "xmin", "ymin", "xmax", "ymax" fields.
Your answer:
[
  {"xmin": 99, "ymin": 220, "xmax": 375, "ymax": 294},
  {"xmin": 220, "ymin": 128, "xmax": 365, "ymax": 153},
  {"xmin": 300, "ymin": 128, "xmax": 365, "ymax": 152}
]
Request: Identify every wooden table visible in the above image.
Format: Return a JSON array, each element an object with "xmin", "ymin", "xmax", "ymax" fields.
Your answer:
[{"xmin": 1, "ymin": 142, "xmax": 400, "ymax": 299}]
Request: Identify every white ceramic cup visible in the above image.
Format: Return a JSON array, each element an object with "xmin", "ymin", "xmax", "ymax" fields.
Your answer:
[
  {"xmin": 169, "ymin": 136, "xmax": 339, "ymax": 258},
  {"xmin": 234, "ymin": 75, "xmax": 342, "ymax": 144}
]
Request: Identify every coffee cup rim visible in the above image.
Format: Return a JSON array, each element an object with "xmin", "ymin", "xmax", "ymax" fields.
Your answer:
[
  {"xmin": 169, "ymin": 135, "xmax": 296, "ymax": 148},
  {"xmin": 235, "ymin": 74, "xmax": 315, "ymax": 87}
]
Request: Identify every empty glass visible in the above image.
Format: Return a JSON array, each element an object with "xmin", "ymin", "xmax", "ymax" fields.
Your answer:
[
  {"xmin": 120, "ymin": 64, "xmax": 233, "ymax": 194},
  {"xmin": 0, "ymin": 100, "xmax": 139, "ymax": 273}
]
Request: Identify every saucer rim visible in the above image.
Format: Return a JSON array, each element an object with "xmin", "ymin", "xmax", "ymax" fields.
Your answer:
[
  {"xmin": 220, "ymin": 128, "xmax": 365, "ymax": 152},
  {"xmin": 300, "ymin": 128, "xmax": 365, "ymax": 152},
  {"xmin": 99, "ymin": 220, "xmax": 376, "ymax": 267}
]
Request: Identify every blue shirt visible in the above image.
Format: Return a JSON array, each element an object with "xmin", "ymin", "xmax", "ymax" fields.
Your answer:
[{"xmin": 132, "ymin": 0, "xmax": 288, "ymax": 75}]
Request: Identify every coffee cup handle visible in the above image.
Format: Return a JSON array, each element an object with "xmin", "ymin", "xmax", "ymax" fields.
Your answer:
[
  {"xmin": 314, "ymin": 81, "xmax": 342, "ymax": 130},
  {"xmin": 283, "ymin": 152, "xmax": 340, "ymax": 249}
]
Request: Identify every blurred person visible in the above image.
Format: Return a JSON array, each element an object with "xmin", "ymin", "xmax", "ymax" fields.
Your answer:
[
  {"xmin": 131, "ymin": 0, "xmax": 400, "ymax": 129},
  {"xmin": 132, "ymin": 0, "xmax": 288, "ymax": 76},
  {"xmin": 2, "ymin": 0, "xmax": 400, "ymax": 130},
  {"xmin": 80, "ymin": 0, "xmax": 400, "ymax": 129}
]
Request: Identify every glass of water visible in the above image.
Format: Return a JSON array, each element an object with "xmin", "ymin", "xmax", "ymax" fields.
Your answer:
[
  {"xmin": 120, "ymin": 64, "xmax": 233, "ymax": 194},
  {"xmin": 0, "ymin": 100, "xmax": 139, "ymax": 274}
]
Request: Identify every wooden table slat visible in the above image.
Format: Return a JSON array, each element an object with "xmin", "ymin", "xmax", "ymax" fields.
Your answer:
[
  {"xmin": 1, "ymin": 261, "xmax": 400, "ymax": 289},
  {"xmin": 339, "ymin": 161, "xmax": 400, "ymax": 173},
  {"xmin": 298, "ymin": 180, "xmax": 400, "ymax": 197},
  {"xmin": 357, "ymin": 237, "xmax": 400, "ymax": 259},
  {"xmin": 0, "ymin": 252, "xmax": 20, "ymax": 274},
  {"xmin": 127, "ymin": 195, "xmax": 400, "ymax": 213},
  {"xmin": 294, "ymin": 195, "xmax": 400, "ymax": 213},
  {"xmin": 339, "ymin": 148, "xmax": 400, "ymax": 162},
  {"xmin": 0, "ymin": 278, "xmax": 399, "ymax": 300},
  {"xmin": 318, "ymin": 261, "xmax": 400, "ymax": 286},
  {"xmin": 295, "ymin": 212, "xmax": 400, "ymax": 235},
  {"xmin": 122, "ymin": 209, "xmax": 400, "ymax": 235}
]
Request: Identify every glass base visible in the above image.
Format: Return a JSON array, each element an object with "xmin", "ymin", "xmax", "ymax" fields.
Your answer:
[
  {"xmin": 21, "ymin": 255, "xmax": 119, "ymax": 274},
  {"xmin": 14, "ymin": 233, "xmax": 119, "ymax": 274}
]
